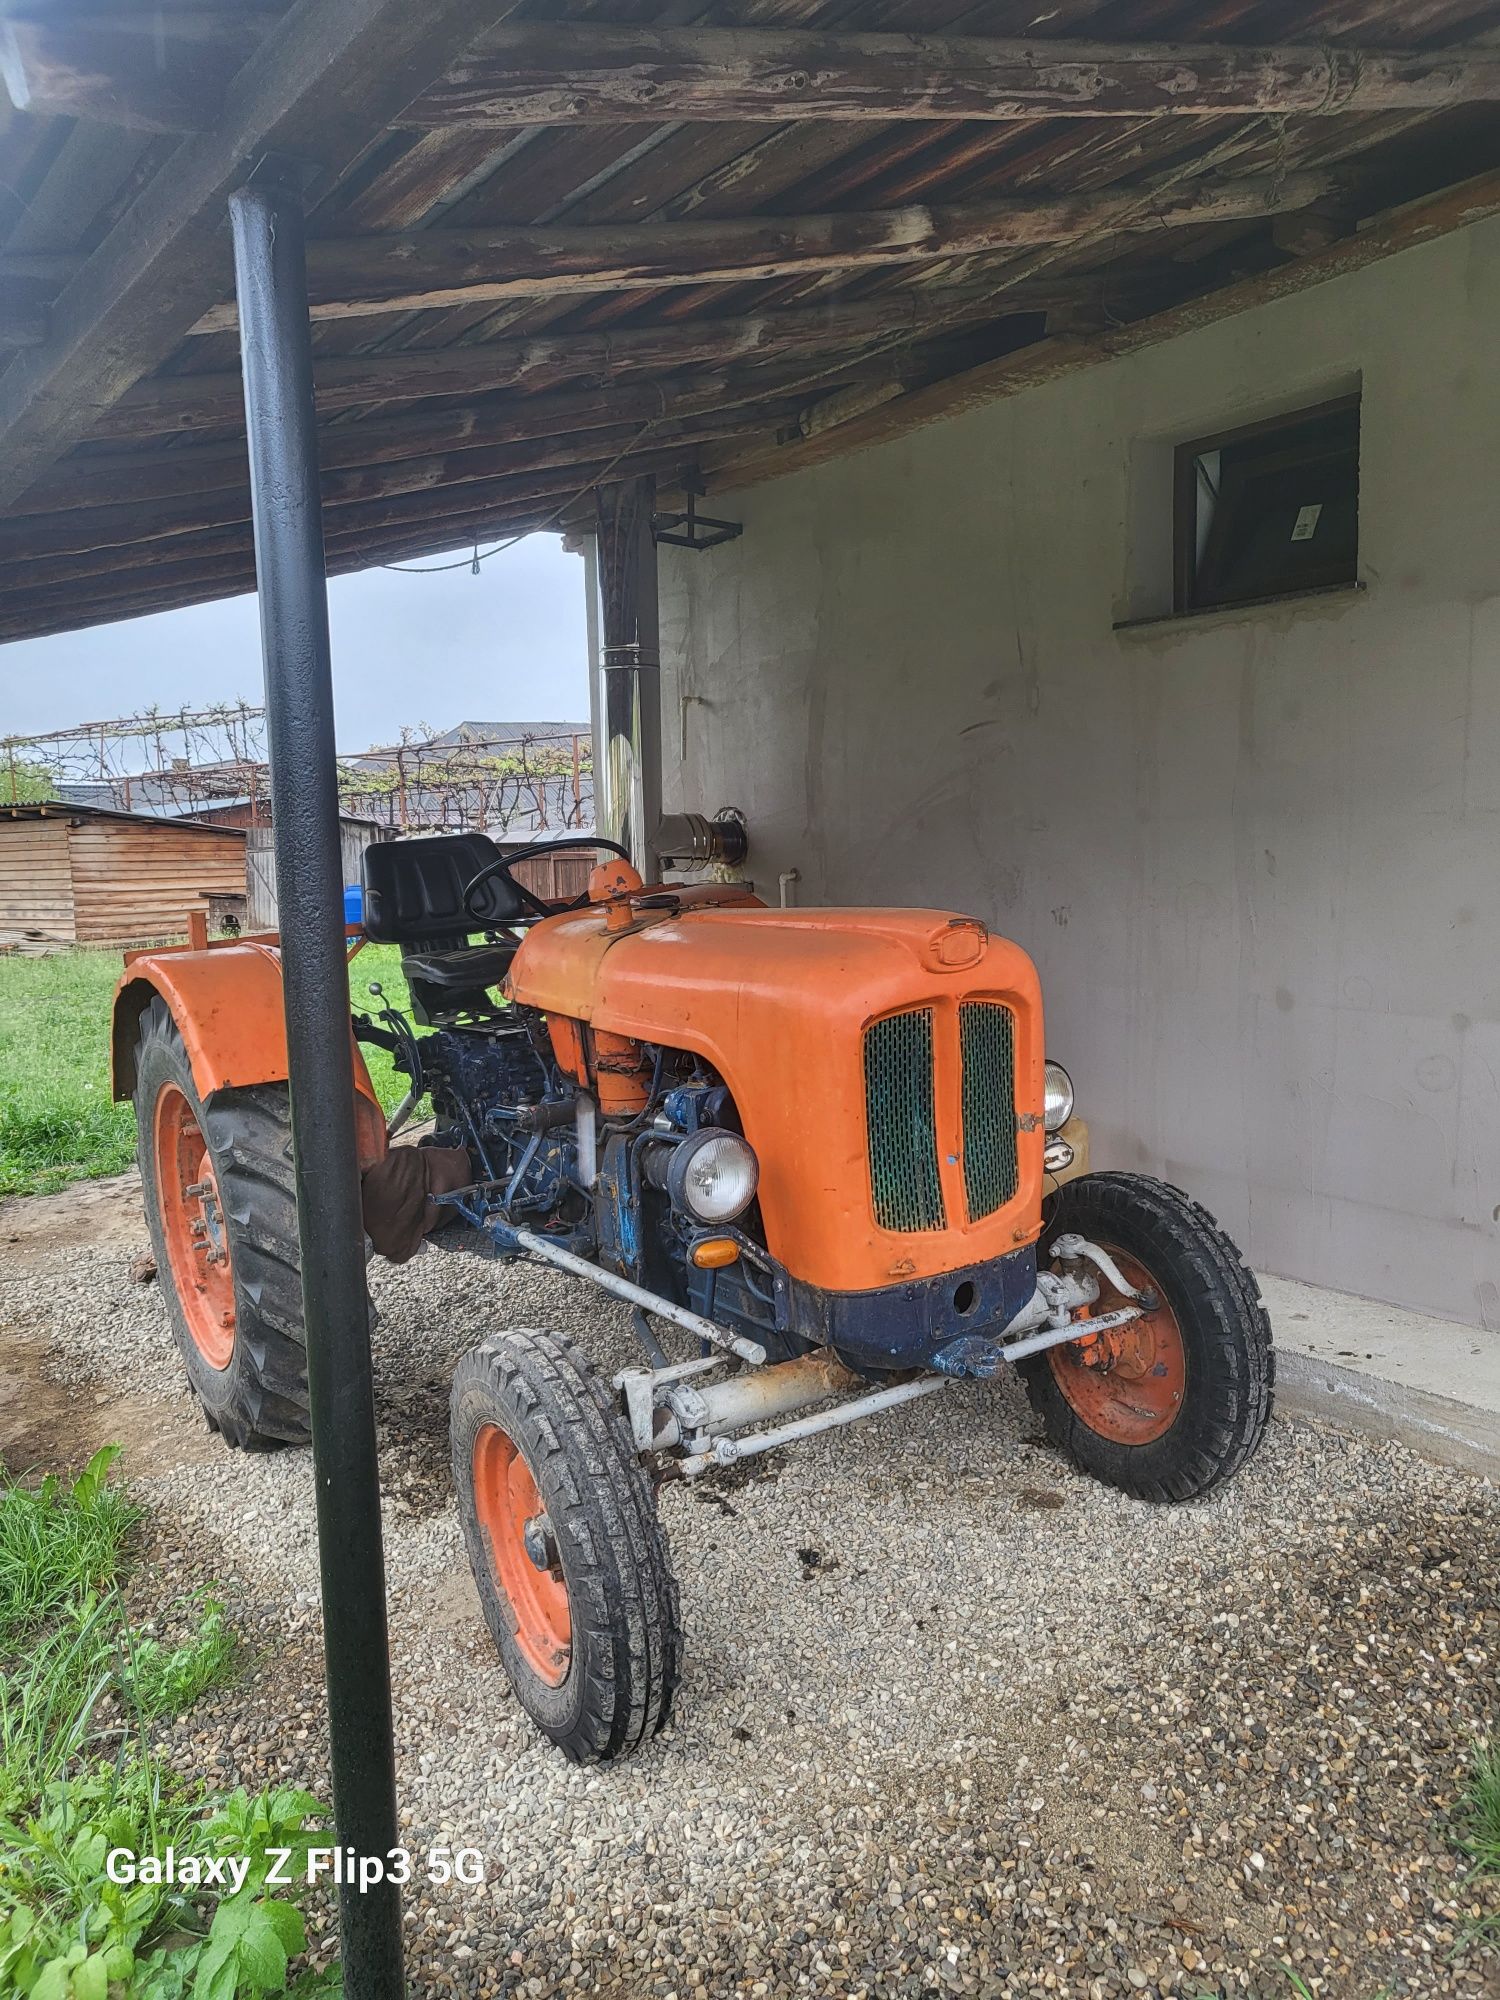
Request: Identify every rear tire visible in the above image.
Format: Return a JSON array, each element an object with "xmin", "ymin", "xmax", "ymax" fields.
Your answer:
[
  {"xmin": 1019, "ymin": 1172, "xmax": 1273, "ymax": 1502},
  {"xmin": 452, "ymin": 1328, "xmax": 682, "ymax": 1762},
  {"xmin": 134, "ymin": 998, "xmax": 309, "ymax": 1448}
]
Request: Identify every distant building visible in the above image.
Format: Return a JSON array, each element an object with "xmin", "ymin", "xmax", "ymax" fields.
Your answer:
[{"xmin": 0, "ymin": 803, "xmax": 246, "ymax": 951}]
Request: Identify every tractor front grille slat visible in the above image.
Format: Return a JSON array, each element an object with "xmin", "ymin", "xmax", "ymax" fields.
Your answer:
[
  {"xmin": 864, "ymin": 1009, "xmax": 945, "ymax": 1233},
  {"xmin": 960, "ymin": 1001, "xmax": 1019, "ymax": 1222}
]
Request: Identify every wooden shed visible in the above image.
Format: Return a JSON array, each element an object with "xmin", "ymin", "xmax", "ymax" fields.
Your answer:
[{"xmin": 0, "ymin": 803, "xmax": 246, "ymax": 950}]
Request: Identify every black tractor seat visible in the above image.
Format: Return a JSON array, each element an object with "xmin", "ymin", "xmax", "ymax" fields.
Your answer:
[
  {"xmin": 361, "ymin": 832, "xmax": 530, "ymax": 1025},
  {"xmin": 399, "ymin": 941, "xmax": 516, "ymax": 991}
]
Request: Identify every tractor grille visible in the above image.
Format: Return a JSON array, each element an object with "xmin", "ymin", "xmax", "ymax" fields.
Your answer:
[
  {"xmin": 959, "ymin": 1002, "xmax": 1019, "ymax": 1222},
  {"xmin": 863, "ymin": 1009, "xmax": 945, "ymax": 1233}
]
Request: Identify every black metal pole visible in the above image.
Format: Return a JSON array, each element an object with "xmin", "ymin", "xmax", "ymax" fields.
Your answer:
[{"xmin": 228, "ymin": 169, "xmax": 405, "ymax": 2000}]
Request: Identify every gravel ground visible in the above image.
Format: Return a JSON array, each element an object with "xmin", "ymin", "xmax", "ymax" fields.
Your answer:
[{"xmin": 3, "ymin": 1186, "xmax": 1499, "ymax": 2000}]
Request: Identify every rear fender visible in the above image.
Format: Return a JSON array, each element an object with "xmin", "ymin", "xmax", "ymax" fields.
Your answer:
[{"xmin": 112, "ymin": 942, "xmax": 388, "ymax": 1167}]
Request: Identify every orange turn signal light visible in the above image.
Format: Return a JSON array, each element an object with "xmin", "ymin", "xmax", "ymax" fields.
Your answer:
[{"xmin": 690, "ymin": 1237, "xmax": 740, "ymax": 1270}]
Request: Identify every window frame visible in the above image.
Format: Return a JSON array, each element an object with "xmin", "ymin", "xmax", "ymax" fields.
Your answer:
[{"xmin": 1171, "ymin": 392, "xmax": 1361, "ymax": 617}]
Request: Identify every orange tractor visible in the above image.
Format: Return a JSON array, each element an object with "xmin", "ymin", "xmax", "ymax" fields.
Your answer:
[{"xmin": 114, "ymin": 834, "xmax": 1273, "ymax": 1761}]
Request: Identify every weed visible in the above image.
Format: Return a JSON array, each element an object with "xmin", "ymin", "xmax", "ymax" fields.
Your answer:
[
  {"xmin": 1459, "ymin": 1736, "xmax": 1500, "ymax": 1877},
  {"xmin": 0, "ymin": 1778, "xmax": 335, "ymax": 1999},
  {"xmin": 123, "ymin": 1597, "xmax": 238, "ymax": 1724},
  {"xmin": 0, "ymin": 1448, "xmax": 139, "ymax": 1644},
  {"xmin": 0, "ymin": 1446, "xmax": 338, "ymax": 1998},
  {"xmin": 1446, "ymin": 1735, "xmax": 1500, "ymax": 1955},
  {"xmin": 0, "ymin": 1597, "xmax": 122, "ymax": 1813},
  {"xmin": 0, "ymin": 1763, "xmax": 204, "ymax": 1990}
]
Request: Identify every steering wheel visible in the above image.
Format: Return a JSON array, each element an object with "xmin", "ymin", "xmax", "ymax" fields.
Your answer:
[{"xmin": 462, "ymin": 834, "xmax": 634, "ymax": 925}]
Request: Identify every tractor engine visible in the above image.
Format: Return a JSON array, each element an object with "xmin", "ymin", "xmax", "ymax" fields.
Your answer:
[{"xmin": 378, "ymin": 1003, "xmax": 786, "ymax": 1353}]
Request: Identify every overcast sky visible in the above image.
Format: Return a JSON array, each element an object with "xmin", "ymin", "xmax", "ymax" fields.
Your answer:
[{"xmin": 0, "ymin": 533, "xmax": 590, "ymax": 751}]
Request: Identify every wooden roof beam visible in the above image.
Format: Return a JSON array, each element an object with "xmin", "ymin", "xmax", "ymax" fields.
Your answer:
[
  {"xmin": 708, "ymin": 167, "xmax": 1500, "ymax": 489},
  {"xmin": 82, "ymin": 292, "xmax": 1001, "ymax": 444},
  {"xmin": 187, "ymin": 174, "xmax": 1329, "ymax": 332},
  {"xmin": 18, "ymin": 20, "xmax": 1500, "ymax": 136},
  {"xmin": 21, "ymin": 359, "xmax": 915, "ymax": 515},
  {"xmin": 0, "ymin": 0, "xmax": 529, "ymax": 512},
  {"xmin": 19, "ymin": 379, "xmax": 731, "ymax": 515},
  {"xmin": 0, "ymin": 407, "xmax": 786, "ymax": 571},
  {"xmin": 0, "ymin": 11, "xmax": 262, "ymax": 134},
  {"xmin": 0, "ymin": 253, "xmax": 83, "ymax": 290},
  {"xmin": 410, "ymin": 23, "xmax": 1500, "ymax": 127},
  {"xmin": 0, "ymin": 492, "xmax": 564, "ymax": 640},
  {"xmin": 0, "ymin": 433, "xmax": 764, "ymax": 593}
]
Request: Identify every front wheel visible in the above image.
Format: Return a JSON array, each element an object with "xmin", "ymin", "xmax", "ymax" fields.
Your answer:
[
  {"xmin": 1019, "ymin": 1173, "xmax": 1273, "ymax": 1502},
  {"xmin": 451, "ymin": 1329, "xmax": 682, "ymax": 1762}
]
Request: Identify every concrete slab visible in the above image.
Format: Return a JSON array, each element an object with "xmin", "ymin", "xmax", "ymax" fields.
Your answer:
[{"xmin": 1262, "ymin": 1272, "xmax": 1500, "ymax": 1479}]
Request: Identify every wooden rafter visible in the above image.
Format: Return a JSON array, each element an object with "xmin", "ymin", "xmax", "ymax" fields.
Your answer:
[
  {"xmin": 0, "ymin": 408, "xmax": 787, "ymax": 572},
  {"xmin": 0, "ymin": 253, "xmax": 79, "ymax": 288},
  {"xmin": 21, "ymin": 377, "xmax": 742, "ymax": 515},
  {"xmin": 408, "ymin": 23, "xmax": 1500, "ymax": 127},
  {"xmin": 81, "ymin": 291, "xmax": 1015, "ymax": 444},
  {"xmin": 0, "ymin": 11, "xmax": 263, "ymax": 133},
  {"xmin": 21, "ymin": 357, "xmax": 925, "ymax": 522},
  {"xmin": 0, "ymin": 432, "xmax": 756, "ymax": 606},
  {"xmin": 0, "ymin": 0, "xmax": 526, "ymax": 511},
  {"xmin": 708, "ymin": 168, "xmax": 1500, "ymax": 490},
  {"xmin": 185, "ymin": 174, "xmax": 1328, "ymax": 332},
  {"xmin": 10, "ymin": 17, "xmax": 1500, "ymax": 133},
  {"xmin": 0, "ymin": 489, "xmax": 560, "ymax": 641}
]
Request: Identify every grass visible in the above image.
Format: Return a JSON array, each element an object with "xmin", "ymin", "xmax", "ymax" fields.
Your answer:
[
  {"xmin": 0, "ymin": 949, "xmax": 139, "ymax": 1195},
  {"xmin": 125, "ymin": 1596, "xmax": 239, "ymax": 1724},
  {"xmin": 0, "ymin": 1444, "xmax": 139, "ymax": 1645},
  {"xmin": 0, "ymin": 1447, "xmax": 337, "ymax": 1997},
  {"xmin": 0, "ymin": 942, "xmax": 413, "ymax": 1197},
  {"xmin": 1445, "ymin": 1736, "xmax": 1500, "ymax": 1961},
  {"xmin": 1459, "ymin": 1735, "xmax": 1500, "ymax": 1879},
  {"xmin": 345, "ymin": 942, "xmax": 413, "ymax": 1113}
]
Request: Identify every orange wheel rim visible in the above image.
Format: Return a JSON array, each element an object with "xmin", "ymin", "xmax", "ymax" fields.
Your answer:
[
  {"xmin": 1048, "ymin": 1246, "xmax": 1186, "ymax": 1445},
  {"xmin": 472, "ymin": 1424, "xmax": 572, "ymax": 1687},
  {"xmin": 152, "ymin": 1082, "xmax": 236, "ymax": 1370}
]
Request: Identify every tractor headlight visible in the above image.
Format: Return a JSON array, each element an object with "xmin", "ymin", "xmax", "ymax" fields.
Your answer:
[
  {"xmin": 666, "ymin": 1128, "xmax": 759, "ymax": 1223},
  {"xmin": 1043, "ymin": 1061, "xmax": 1075, "ymax": 1134}
]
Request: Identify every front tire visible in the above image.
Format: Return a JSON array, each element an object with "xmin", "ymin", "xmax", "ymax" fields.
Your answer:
[
  {"xmin": 1019, "ymin": 1173, "xmax": 1273, "ymax": 1502},
  {"xmin": 134, "ymin": 998, "xmax": 309, "ymax": 1447},
  {"xmin": 451, "ymin": 1329, "xmax": 682, "ymax": 1762}
]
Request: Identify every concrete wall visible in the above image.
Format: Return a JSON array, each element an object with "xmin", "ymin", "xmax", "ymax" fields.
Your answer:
[{"xmin": 659, "ymin": 216, "xmax": 1500, "ymax": 1331}]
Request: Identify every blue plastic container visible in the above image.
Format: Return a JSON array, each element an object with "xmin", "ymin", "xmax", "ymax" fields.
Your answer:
[{"xmin": 343, "ymin": 883, "xmax": 364, "ymax": 927}]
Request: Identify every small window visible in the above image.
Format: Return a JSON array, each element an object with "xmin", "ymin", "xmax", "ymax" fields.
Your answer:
[{"xmin": 1173, "ymin": 397, "xmax": 1359, "ymax": 615}]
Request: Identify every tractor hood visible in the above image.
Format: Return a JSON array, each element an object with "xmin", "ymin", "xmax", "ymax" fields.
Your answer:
[{"xmin": 508, "ymin": 897, "xmax": 1047, "ymax": 1293}]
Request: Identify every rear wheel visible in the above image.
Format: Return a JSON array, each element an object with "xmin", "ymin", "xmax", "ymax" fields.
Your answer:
[
  {"xmin": 134, "ymin": 998, "xmax": 309, "ymax": 1447},
  {"xmin": 451, "ymin": 1328, "xmax": 682, "ymax": 1762},
  {"xmin": 1019, "ymin": 1173, "xmax": 1273, "ymax": 1502}
]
